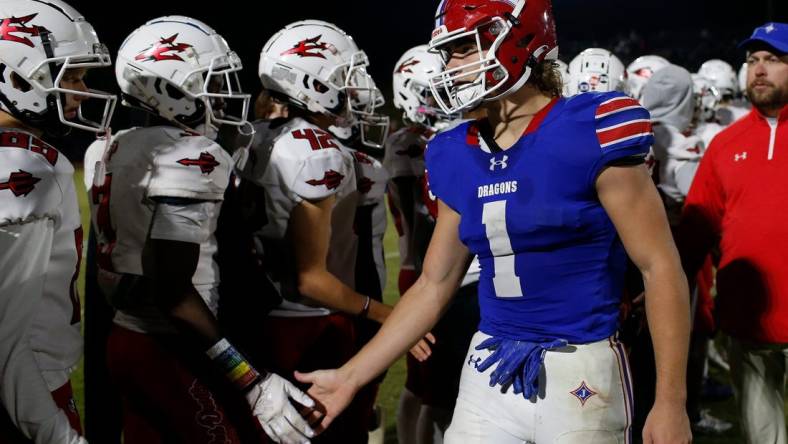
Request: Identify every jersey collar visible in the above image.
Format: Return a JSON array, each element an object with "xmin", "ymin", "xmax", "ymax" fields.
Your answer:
[{"xmin": 470, "ymin": 96, "xmax": 561, "ymax": 153}]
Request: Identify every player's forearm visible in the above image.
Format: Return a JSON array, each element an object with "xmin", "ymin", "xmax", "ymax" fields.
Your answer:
[
  {"xmin": 164, "ymin": 286, "xmax": 223, "ymax": 349},
  {"xmin": 341, "ymin": 274, "xmax": 454, "ymax": 390},
  {"xmin": 146, "ymin": 238, "xmax": 222, "ymax": 349},
  {"xmin": 643, "ymin": 259, "xmax": 691, "ymax": 404},
  {"xmin": 298, "ymin": 268, "xmax": 392, "ymax": 323}
]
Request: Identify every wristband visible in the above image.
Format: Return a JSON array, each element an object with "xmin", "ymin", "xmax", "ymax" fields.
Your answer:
[{"xmin": 206, "ymin": 338, "xmax": 260, "ymax": 391}]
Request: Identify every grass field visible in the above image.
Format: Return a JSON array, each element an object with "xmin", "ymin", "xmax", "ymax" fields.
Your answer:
[{"xmin": 69, "ymin": 169, "xmax": 774, "ymax": 443}]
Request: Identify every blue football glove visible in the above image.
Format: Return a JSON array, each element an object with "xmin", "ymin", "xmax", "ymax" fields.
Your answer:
[{"xmin": 475, "ymin": 337, "xmax": 567, "ymax": 399}]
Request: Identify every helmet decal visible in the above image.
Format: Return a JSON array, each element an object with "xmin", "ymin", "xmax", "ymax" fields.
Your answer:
[
  {"xmin": 0, "ymin": 14, "xmax": 42, "ymax": 48},
  {"xmin": 281, "ymin": 35, "xmax": 331, "ymax": 59},
  {"xmin": 135, "ymin": 33, "xmax": 193, "ymax": 63}
]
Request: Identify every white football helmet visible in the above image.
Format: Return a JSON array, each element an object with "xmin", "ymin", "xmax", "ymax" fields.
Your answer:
[
  {"xmin": 116, "ymin": 16, "xmax": 250, "ymax": 130},
  {"xmin": 0, "ymin": 0, "xmax": 116, "ymax": 133},
  {"xmin": 691, "ymin": 74, "xmax": 721, "ymax": 123},
  {"xmin": 566, "ymin": 48, "xmax": 627, "ymax": 96},
  {"xmin": 259, "ymin": 20, "xmax": 377, "ymax": 128},
  {"xmin": 553, "ymin": 59, "xmax": 570, "ymax": 97},
  {"xmin": 350, "ymin": 75, "xmax": 391, "ymax": 148},
  {"xmin": 698, "ymin": 59, "xmax": 738, "ymax": 98},
  {"xmin": 626, "ymin": 55, "xmax": 670, "ymax": 100},
  {"xmin": 738, "ymin": 62, "xmax": 748, "ymax": 98},
  {"xmin": 392, "ymin": 45, "xmax": 458, "ymax": 131},
  {"xmin": 340, "ymin": 74, "xmax": 390, "ymax": 149}
]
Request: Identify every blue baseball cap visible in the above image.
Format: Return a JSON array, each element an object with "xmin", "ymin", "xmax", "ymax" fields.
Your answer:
[{"xmin": 739, "ymin": 22, "xmax": 788, "ymax": 54}]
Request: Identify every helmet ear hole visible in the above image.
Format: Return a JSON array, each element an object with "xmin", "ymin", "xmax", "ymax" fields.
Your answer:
[
  {"xmin": 516, "ymin": 34, "xmax": 534, "ymax": 49},
  {"xmin": 165, "ymin": 82, "xmax": 185, "ymax": 100},
  {"xmin": 10, "ymin": 72, "xmax": 33, "ymax": 93},
  {"xmin": 313, "ymin": 80, "xmax": 329, "ymax": 94}
]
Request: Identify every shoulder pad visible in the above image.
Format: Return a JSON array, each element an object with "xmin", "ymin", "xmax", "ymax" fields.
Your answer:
[
  {"xmin": 0, "ymin": 142, "xmax": 62, "ymax": 225},
  {"xmin": 146, "ymin": 128, "xmax": 233, "ymax": 201},
  {"xmin": 270, "ymin": 120, "xmax": 355, "ymax": 202}
]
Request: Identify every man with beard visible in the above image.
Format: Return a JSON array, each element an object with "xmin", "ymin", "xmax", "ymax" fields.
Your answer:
[{"xmin": 678, "ymin": 22, "xmax": 788, "ymax": 444}]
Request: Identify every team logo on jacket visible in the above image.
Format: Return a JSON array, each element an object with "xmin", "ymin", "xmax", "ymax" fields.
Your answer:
[
  {"xmin": 0, "ymin": 14, "xmax": 42, "ymax": 48},
  {"xmin": 570, "ymin": 381, "xmax": 597, "ymax": 406},
  {"xmin": 306, "ymin": 170, "xmax": 344, "ymax": 190},
  {"xmin": 281, "ymin": 35, "xmax": 331, "ymax": 59},
  {"xmin": 135, "ymin": 33, "xmax": 193, "ymax": 63},
  {"xmin": 0, "ymin": 170, "xmax": 40, "ymax": 197},
  {"xmin": 177, "ymin": 152, "xmax": 220, "ymax": 174}
]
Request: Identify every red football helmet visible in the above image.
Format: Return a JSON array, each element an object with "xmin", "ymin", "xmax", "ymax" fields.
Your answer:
[{"xmin": 428, "ymin": 0, "xmax": 558, "ymax": 113}]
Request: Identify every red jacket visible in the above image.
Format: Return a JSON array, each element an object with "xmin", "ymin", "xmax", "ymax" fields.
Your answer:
[{"xmin": 680, "ymin": 105, "xmax": 788, "ymax": 344}]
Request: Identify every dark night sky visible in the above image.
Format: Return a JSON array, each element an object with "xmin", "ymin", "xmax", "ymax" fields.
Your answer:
[{"xmin": 57, "ymin": 0, "xmax": 784, "ymax": 156}]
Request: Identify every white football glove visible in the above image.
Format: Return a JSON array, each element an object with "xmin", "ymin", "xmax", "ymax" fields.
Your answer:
[{"xmin": 246, "ymin": 373, "xmax": 316, "ymax": 444}]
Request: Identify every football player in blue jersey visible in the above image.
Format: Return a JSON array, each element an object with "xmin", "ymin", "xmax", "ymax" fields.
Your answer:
[{"xmin": 296, "ymin": 1, "xmax": 692, "ymax": 443}]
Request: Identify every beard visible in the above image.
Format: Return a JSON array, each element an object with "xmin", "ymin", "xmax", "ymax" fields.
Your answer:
[{"xmin": 747, "ymin": 80, "xmax": 787, "ymax": 111}]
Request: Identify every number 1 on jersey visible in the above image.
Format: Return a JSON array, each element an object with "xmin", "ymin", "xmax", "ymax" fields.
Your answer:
[{"xmin": 482, "ymin": 200, "xmax": 523, "ymax": 297}]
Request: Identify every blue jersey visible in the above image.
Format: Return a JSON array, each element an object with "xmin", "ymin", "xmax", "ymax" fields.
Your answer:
[{"xmin": 425, "ymin": 92, "xmax": 653, "ymax": 343}]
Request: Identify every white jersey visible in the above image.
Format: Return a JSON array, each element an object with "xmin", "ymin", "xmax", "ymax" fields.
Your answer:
[
  {"xmin": 239, "ymin": 118, "xmax": 356, "ymax": 317},
  {"xmin": 0, "ymin": 129, "xmax": 84, "ymax": 441},
  {"xmin": 694, "ymin": 121, "xmax": 725, "ymax": 148},
  {"xmin": 716, "ymin": 101, "xmax": 750, "ymax": 127},
  {"xmin": 383, "ymin": 127, "xmax": 431, "ymax": 274},
  {"xmin": 652, "ymin": 123, "xmax": 705, "ymax": 225},
  {"xmin": 347, "ymin": 148, "xmax": 389, "ymax": 296},
  {"xmin": 84, "ymin": 126, "xmax": 232, "ymax": 333}
]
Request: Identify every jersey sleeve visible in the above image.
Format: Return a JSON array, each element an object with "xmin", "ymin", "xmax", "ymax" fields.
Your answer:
[
  {"xmin": 0, "ymin": 220, "xmax": 81, "ymax": 442},
  {"xmin": 147, "ymin": 135, "xmax": 232, "ymax": 202},
  {"xmin": 588, "ymin": 92, "xmax": 654, "ymax": 185},
  {"xmin": 424, "ymin": 129, "xmax": 462, "ymax": 213},
  {"xmin": 273, "ymin": 131, "xmax": 355, "ymax": 202},
  {"xmin": 0, "ymin": 148, "xmax": 62, "ymax": 226},
  {"xmin": 149, "ymin": 200, "xmax": 214, "ymax": 245}
]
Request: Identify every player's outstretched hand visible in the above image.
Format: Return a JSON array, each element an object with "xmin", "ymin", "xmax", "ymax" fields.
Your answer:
[
  {"xmin": 247, "ymin": 373, "xmax": 316, "ymax": 444},
  {"xmin": 642, "ymin": 400, "xmax": 692, "ymax": 444},
  {"xmin": 409, "ymin": 332, "xmax": 436, "ymax": 362},
  {"xmin": 294, "ymin": 368, "xmax": 358, "ymax": 434}
]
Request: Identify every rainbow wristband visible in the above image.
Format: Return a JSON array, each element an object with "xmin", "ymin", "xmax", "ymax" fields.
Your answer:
[{"xmin": 206, "ymin": 338, "xmax": 261, "ymax": 391}]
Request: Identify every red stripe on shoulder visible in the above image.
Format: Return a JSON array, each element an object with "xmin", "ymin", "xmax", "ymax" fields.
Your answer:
[
  {"xmin": 597, "ymin": 121, "xmax": 652, "ymax": 147},
  {"xmin": 596, "ymin": 97, "xmax": 642, "ymax": 117}
]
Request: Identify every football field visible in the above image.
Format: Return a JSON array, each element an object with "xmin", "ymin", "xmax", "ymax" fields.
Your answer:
[{"xmin": 70, "ymin": 168, "xmax": 773, "ymax": 443}]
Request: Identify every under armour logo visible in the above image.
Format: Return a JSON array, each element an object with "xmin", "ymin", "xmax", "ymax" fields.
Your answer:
[
  {"xmin": 467, "ymin": 354, "xmax": 482, "ymax": 369},
  {"xmin": 489, "ymin": 155, "xmax": 508, "ymax": 171},
  {"xmin": 734, "ymin": 152, "xmax": 748, "ymax": 162},
  {"xmin": 765, "ymin": 23, "xmax": 775, "ymax": 33}
]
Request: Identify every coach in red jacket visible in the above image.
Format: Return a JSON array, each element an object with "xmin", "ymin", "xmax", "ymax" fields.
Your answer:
[{"xmin": 679, "ymin": 22, "xmax": 787, "ymax": 444}]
